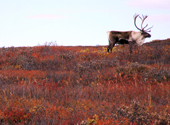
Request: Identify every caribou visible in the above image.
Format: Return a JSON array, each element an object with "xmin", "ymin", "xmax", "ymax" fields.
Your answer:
[{"xmin": 107, "ymin": 14, "xmax": 153, "ymax": 53}]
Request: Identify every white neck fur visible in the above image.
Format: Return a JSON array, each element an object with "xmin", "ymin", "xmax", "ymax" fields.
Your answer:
[{"xmin": 131, "ymin": 31, "xmax": 145, "ymax": 46}]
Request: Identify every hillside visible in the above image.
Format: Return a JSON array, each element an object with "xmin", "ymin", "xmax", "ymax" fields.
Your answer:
[{"xmin": 0, "ymin": 39, "xmax": 170, "ymax": 124}]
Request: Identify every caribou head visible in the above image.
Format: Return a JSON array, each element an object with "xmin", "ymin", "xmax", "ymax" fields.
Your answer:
[{"xmin": 134, "ymin": 14, "xmax": 153, "ymax": 39}]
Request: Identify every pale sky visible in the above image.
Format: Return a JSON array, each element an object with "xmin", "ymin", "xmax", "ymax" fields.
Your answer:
[{"xmin": 0, "ymin": 0, "xmax": 170, "ymax": 47}]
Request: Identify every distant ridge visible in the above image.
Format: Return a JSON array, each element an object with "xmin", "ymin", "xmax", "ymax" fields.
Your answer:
[{"xmin": 144, "ymin": 38, "xmax": 170, "ymax": 46}]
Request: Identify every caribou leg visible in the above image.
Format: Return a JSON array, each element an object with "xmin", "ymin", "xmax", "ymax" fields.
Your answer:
[
  {"xmin": 107, "ymin": 40, "xmax": 116, "ymax": 53},
  {"xmin": 129, "ymin": 40, "xmax": 136, "ymax": 54}
]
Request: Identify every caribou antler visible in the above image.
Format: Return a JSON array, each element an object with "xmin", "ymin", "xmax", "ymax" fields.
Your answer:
[
  {"xmin": 134, "ymin": 14, "xmax": 153, "ymax": 32},
  {"xmin": 140, "ymin": 15, "xmax": 148, "ymax": 30},
  {"xmin": 145, "ymin": 25, "xmax": 153, "ymax": 32},
  {"xmin": 134, "ymin": 14, "xmax": 141, "ymax": 31}
]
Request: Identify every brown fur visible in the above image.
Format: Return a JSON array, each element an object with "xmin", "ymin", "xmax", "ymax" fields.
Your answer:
[
  {"xmin": 107, "ymin": 30, "xmax": 151, "ymax": 53},
  {"xmin": 107, "ymin": 31, "xmax": 132, "ymax": 52}
]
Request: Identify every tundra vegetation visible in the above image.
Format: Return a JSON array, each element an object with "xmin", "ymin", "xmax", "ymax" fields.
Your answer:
[{"xmin": 0, "ymin": 39, "xmax": 170, "ymax": 125}]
